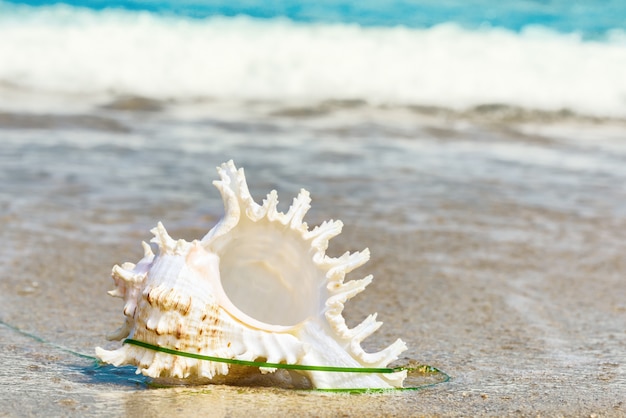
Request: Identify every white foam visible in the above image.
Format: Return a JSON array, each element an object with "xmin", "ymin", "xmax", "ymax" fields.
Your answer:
[{"xmin": 1, "ymin": 3, "xmax": 625, "ymax": 117}]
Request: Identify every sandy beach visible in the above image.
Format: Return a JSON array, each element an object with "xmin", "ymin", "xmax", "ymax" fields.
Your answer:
[{"xmin": 0, "ymin": 101, "xmax": 624, "ymax": 416}]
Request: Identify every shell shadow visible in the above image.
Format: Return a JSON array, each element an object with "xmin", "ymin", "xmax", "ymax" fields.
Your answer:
[{"xmin": 74, "ymin": 361, "xmax": 150, "ymax": 387}]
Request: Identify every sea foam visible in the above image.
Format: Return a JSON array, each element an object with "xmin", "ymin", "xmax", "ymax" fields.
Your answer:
[{"xmin": 1, "ymin": 3, "xmax": 625, "ymax": 117}]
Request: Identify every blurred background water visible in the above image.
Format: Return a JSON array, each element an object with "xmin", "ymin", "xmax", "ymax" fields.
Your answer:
[{"xmin": 1, "ymin": 0, "xmax": 625, "ymax": 116}]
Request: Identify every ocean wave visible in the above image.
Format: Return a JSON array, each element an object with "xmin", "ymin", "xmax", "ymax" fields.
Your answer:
[{"xmin": 1, "ymin": 3, "xmax": 626, "ymax": 117}]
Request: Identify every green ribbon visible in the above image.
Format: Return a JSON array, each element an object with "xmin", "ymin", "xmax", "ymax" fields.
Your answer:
[
  {"xmin": 123, "ymin": 338, "xmax": 449, "ymax": 393},
  {"xmin": 0, "ymin": 320, "xmax": 449, "ymax": 393}
]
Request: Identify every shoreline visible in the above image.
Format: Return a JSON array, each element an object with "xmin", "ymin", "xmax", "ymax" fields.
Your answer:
[{"xmin": 1, "ymin": 108, "xmax": 625, "ymax": 416}]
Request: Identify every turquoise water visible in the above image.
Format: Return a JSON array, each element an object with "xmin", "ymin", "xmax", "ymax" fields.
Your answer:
[{"xmin": 7, "ymin": 0, "xmax": 626, "ymax": 37}]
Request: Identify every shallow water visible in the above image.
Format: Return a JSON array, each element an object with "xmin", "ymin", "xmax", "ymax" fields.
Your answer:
[{"xmin": 1, "ymin": 102, "xmax": 625, "ymax": 416}]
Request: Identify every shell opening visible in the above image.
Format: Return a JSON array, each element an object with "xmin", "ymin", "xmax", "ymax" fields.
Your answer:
[{"xmin": 216, "ymin": 221, "xmax": 323, "ymax": 329}]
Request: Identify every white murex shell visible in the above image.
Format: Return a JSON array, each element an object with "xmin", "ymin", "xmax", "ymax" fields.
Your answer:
[{"xmin": 96, "ymin": 160, "xmax": 407, "ymax": 389}]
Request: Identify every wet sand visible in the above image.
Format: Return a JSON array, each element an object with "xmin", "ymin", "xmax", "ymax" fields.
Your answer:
[{"xmin": 1, "ymin": 104, "xmax": 625, "ymax": 416}]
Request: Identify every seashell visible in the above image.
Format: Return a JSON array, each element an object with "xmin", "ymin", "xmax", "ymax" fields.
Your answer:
[{"xmin": 96, "ymin": 160, "xmax": 407, "ymax": 389}]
